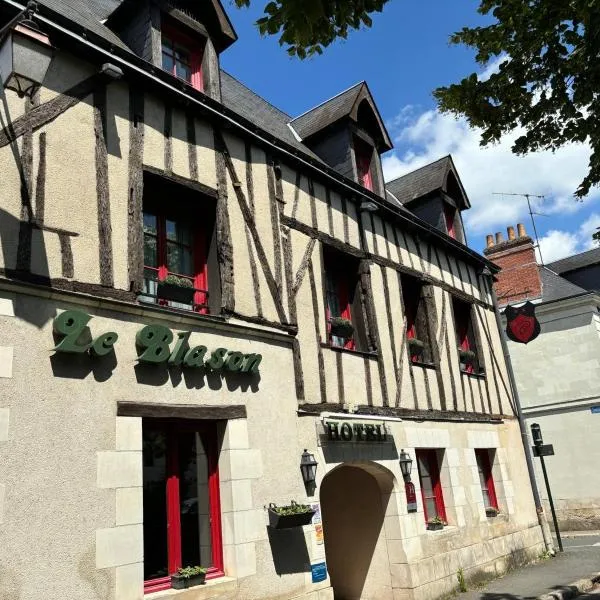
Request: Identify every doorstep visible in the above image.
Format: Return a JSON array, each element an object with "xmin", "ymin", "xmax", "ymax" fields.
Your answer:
[{"xmin": 145, "ymin": 577, "xmax": 237, "ymax": 600}]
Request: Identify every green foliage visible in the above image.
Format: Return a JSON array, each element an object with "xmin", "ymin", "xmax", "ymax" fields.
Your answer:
[
  {"xmin": 457, "ymin": 567, "xmax": 467, "ymax": 593},
  {"xmin": 271, "ymin": 501, "xmax": 313, "ymax": 515},
  {"xmin": 435, "ymin": 1, "xmax": 600, "ymax": 199},
  {"xmin": 233, "ymin": 0, "xmax": 389, "ymax": 58},
  {"xmin": 329, "ymin": 316, "xmax": 354, "ymax": 338},
  {"xmin": 176, "ymin": 566, "xmax": 206, "ymax": 579},
  {"xmin": 163, "ymin": 274, "xmax": 194, "ymax": 288},
  {"xmin": 427, "ymin": 516, "xmax": 446, "ymax": 525}
]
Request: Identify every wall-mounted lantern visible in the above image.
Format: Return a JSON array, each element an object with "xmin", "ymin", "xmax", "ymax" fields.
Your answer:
[
  {"xmin": 399, "ymin": 449, "xmax": 413, "ymax": 480},
  {"xmin": 0, "ymin": 5, "xmax": 53, "ymax": 98},
  {"xmin": 530, "ymin": 422, "xmax": 543, "ymax": 447},
  {"xmin": 300, "ymin": 449, "xmax": 318, "ymax": 486}
]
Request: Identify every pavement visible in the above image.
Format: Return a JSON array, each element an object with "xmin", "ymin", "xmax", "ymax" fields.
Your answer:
[{"xmin": 458, "ymin": 533, "xmax": 600, "ymax": 600}]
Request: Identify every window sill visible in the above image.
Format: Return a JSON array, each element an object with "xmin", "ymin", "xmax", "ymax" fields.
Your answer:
[
  {"xmin": 320, "ymin": 342, "xmax": 378, "ymax": 359},
  {"xmin": 460, "ymin": 369, "xmax": 486, "ymax": 380},
  {"xmin": 410, "ymin": 361, "xmax": 436, "ymax": 370},
  {"xmin": 425, "ymin": 524, "xmax": 458, "ymax": 535},
  {"xmin": 146, "ymin": 577, "xmax": 237, "ymax": 599}
]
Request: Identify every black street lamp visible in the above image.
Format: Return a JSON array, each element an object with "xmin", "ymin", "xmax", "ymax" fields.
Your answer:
[
  {"xmin": 399, "ymin": 449, "xmax": 413, "ymax": 480},
  {"xmin": 300, "ymin": 449, "xmax": 318, "ymax": 486},
  {"xmin": 0, "ymin": 3, "xmax": 54, "ymax": 98}
]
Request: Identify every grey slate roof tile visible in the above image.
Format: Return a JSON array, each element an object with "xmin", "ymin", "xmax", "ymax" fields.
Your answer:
[
  {"xmin": 546, "ymin": 247, "xmax": 600, "ymax": 274},
  {"xmin": 289, "ymin": 82, "xmax": 364, "ymax": 141},
  {"xmin": 539, "ymin": 267, "xmax": 588, "ymax": 303},
  {"xmin": 385, "ymin": 156, "xmax": 450, "ymax": 205}
]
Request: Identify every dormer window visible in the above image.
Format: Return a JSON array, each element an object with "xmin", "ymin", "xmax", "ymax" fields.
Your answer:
[
  {"xmin": 161, "ymin": 22, "xmax": 203, "ymax": 91},
  {"xmin": 444, "ymin": 203, "xmax": 456, "ymax": 239},
  {"xmin": 354, "ymin": 136, "xmax": 374, "ymax": 191}
]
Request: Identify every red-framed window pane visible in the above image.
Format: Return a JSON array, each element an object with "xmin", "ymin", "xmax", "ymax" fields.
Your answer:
[
  {"xmin": 323, "ymin": 248, "xmax": 357, "ymax": 350},
  {"xmin": 161, "ymin": 22, "xmax": 204, "ymax": 91},
  {"xmin": 143, "ymin": 211, "xmax": 210, "ymax": 314},
  {"xmin": 416, "ymin": 449, "xmax": 446, "ymax": 523},
  {"xmin": 452, "ymin": 297, "xmax": 479, "ymax": 374},
  {"xmin": 143, "ymin": 419, "xmax": 223, "ymax": 593},
  {"xmin": 354, "ymin": 136, "xmax": 374, "ymax": 191},
  {"xmin": 444, "ymin": 203, "xmax": 456, "ymax": 239},
  {"xmin": 475, "ymin": 449, "xmax": 498, "ymax": 510},
  {"xmin": 401, "ymin": 275, "xmax": 430, "ymax": 363}
]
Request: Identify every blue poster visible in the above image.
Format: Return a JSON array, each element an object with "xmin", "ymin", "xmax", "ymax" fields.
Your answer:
[
  {"xmin": 311, "ymin": 562, "xmax": 328, "ymax": 583},
  {"xmin": 591, "ymin": 406, "xmax": 600, "ymax": 414}
]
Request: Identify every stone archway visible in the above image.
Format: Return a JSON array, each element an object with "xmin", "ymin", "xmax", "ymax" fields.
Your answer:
[{"xmin": 320, "ymin": 462, "xmax": 395, "ymax": 600}]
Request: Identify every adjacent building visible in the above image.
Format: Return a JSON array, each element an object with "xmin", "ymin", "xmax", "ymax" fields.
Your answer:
[
  {"xmin": 0, "ymin": 1, "xmax": 545, "ymax": 599},
  {"xmin": 485, "ymin": 226, "xmax": 600, "ymax": 531}
]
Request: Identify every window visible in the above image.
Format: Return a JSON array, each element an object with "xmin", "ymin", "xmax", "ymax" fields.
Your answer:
[
  {"xmin": 416, "ymin": 449, "xmax": 446, "ymax": 523},
  {"xmin": 401, "ymin": 275, "xmax": 433, "ymax": 364},
  {"xmin": 354, "ymin": 136, "xmax": 374, "ymax": 191},
  {"xmin": 323, "ymin": 246, "xmax": 366, "ymax": 351},
  {"xmin": 475, "ymin": 449, "xmax": 498, "ymax": 510},
  {"xmin": 452, "ymin": 297, "xmax": 481, "ymax": 374},
  {"xmin": 161, "ymin": 22, "xmax": 203, "ymax": 91},
  {"xmin": 444, "ymin": 203, "xmax": 456, "ymax": 239},
  {"xmin": 143, "ymin": 419, "xmax": 223, "ymax": 593},
  {"xmin": 141, "ymin": 172, "xmax": 217, "ymax": 314}
]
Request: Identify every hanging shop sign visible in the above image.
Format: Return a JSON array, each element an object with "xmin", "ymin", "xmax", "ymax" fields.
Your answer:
[
  {"xmin": 504, "ymin": 301, "xmax": 541, "ymax": 344},
  {"xmin": 52, "ymin": 310, "xmax": 262, "ymax": 373},
  {"xmin": 323, "ymin": 419, "xmax": 387, "ymax": 442},
  {"xmin": 311, "ymin": 562, "xmax": 328, "ymax": 584},
  {"xmin": 405, "ymin": 482, "xmax": 418, "ymax": 512}
]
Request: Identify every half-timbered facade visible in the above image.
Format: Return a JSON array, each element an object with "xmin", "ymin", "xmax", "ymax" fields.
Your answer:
[{"xmin": 0, "ymin": 1, "xmax": 544, "ymax": 599}]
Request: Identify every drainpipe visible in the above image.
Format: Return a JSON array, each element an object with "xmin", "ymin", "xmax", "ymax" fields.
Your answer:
[{"xmin": 482, "ymin": 269, "xmax": 555, "ymax": 554}]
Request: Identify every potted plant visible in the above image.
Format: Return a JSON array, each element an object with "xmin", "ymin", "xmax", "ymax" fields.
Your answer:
[
  {"xmin": 458, "ymin": 348, "xmax": 476, "ymax": 367},
  {"xmin": 329, "ymin": 317, "xmax": 354, "ymax": 340},
  {"xmin": 485, "ymin": 506, "xmax": 500, "ymax": 518},
  {"xmin": 171, "ymin": 566, "xmax": 206, "ymax": 589},
  {"xmin": 426, "ymin": 516, "xmax": 446, "ymax": 531},
  {"xmin": 157, "ymin": 274, "xmax": 195, "ymax": 304},
  {"xmin": 408, "ymin": 338, "xmax": 425, "ymax": 357},
  {"xmin": 268, "ymin": 501, "xmax": 316, "ymax": 529}
]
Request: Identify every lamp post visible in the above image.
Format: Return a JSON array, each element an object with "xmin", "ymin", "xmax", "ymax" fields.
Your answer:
[
  {"xmin": 0, "ymin": 2, "xmax": 54, "ymax": 98},
  {"xmin": 399, "ymin": 449, "xmax": 413, "ymax": 480},
  {"xmin": 300, "ymin": 449, "xmax": 318, "ymax": 487}
]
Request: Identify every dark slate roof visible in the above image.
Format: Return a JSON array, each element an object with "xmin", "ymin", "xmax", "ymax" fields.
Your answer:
[
  {"xmin": 386, "ymin": 156, "xmax": 449, "ymax": 204},
  {"xmin": 289, "ymin": 81, "xmax": 393, "ymax": 151},
  {"xmin": 540, "ymin": 267, "xmax": 588, "ymax": 303},
  {"xmin": 36, "ymin": 0, "xmax": 130, "ymax": 49},
  {"xmin": 290, "ymin": 82, "xmax": 364, "ymax": 140},
  {"xmin": 546, "ymin": 247, "xmax": 600, "ymax": 274},
  {"xmin": 220, "ymin": 71, "xmax": 321, "ymax": 162}
]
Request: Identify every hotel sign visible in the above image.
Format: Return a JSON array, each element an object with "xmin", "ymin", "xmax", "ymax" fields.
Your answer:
[
  {"xmin": 52, "ymin": 310, "xmax": 262, "ymax": 373},
  {"xmin": 323, "ymin": 419, "xmax": 387, "ymax": 442}
]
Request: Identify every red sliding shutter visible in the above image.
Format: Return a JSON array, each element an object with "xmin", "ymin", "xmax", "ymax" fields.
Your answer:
[
  {"xmin": 416, "ymin": 449, "xmax": 446, "ymax": 523},
  {"xmin": 444, "ymin": 204, "xmax": 456, "ymax": 239},
  {"xmin": 475, "ymin": 449, "xmax": 498, "ymax": 510}
]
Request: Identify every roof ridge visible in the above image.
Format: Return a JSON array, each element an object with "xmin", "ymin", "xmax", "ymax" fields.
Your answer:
[
  {"xmin": 289, "ymin": 81, "xmax": 365, "ymax": 123},
  {"xmin": 384, "ymin": 155, "xmax": 450, "ymax": 185},
  {"xmin": 220, "ymin": 69, "xmax": 293, "ymax": 121}
]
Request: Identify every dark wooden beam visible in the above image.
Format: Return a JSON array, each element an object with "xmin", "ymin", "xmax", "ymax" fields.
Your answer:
[{"xmin": 118, "ymin": 401, "xmax": 247, "ymax": 420}]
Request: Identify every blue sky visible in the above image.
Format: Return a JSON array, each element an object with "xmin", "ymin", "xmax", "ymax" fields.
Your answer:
[{"xmin": 220, "ymin": 0, "xmax": 600, "ymax": 262}]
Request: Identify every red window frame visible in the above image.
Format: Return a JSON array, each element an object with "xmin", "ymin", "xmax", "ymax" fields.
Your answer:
[
  {"xmin": 143, "ymin": 211, "xmax": 209, "ymax": 314},
  {"xmin": 143, "ymin": 419, "xmax": 224, "ymax": 594},
  {"xmin": 416, "ymin": 449, "xmax": 446, "ymax": 523},
  {"xmin": 161, "ymin": 21, "xmax": 204, "ymax": 91},
  {"xmin": 402, "ymin": 276, "xmax": 424, "ymax": 363},
  {"xmin": 354, "ymin": 137, "xmax": 374, "ymax": 191},
  {"xmin": 475, "ymin": 449, "xmax": 498, "ymax": 510},
  {"xmin": 453, "ymin": 298, "xmax": 476, "ymax": 374},
  {"xmin": 444, "ymin": 203, "xmax": 456, "ymax": 239}
]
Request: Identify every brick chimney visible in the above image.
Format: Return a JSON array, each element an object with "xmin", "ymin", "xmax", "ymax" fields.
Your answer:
[{"xmin": 483, "ymin": 223, "xmax": 542, "ymax": 305}]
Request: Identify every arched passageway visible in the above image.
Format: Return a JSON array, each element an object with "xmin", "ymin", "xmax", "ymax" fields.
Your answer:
[{"xmin": 320, "ymin": 463, "xmax": 395, "ymax": 600}]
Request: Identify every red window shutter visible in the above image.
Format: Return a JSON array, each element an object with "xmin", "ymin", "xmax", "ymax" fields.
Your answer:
[
  {"xmin": 454, "ymin": 300, "xmax": 474, "ymax": 373},
  {"xmin": 166, "ymin": 433, "xmax": 182, "ymax": 576},
  {"xmin": 417, "ymin": 450, "xmax": 446, "ymax": 523},
  {"xmin": 355, "ymin": 138, "xmax": 374, "ymax": 191},
  {"xmin": 476, "ymin": 449, "xmax": 498, "ymax": 509},
  {"xmin": 337, "ymin": 275, "xmax": 355, "ymax": 350},
  {"xmin": 444, "ymin": 204, "xmax": 456, "ymax": 239}
]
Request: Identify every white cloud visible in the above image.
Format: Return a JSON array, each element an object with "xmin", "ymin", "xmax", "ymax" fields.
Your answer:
[
  {"xmin": 536, "ymin": 230, "xmax": 580, "ymax": 263},
  {"xmin": 382, "ymin": 109, "xmax": 597, "ymax": 237}
]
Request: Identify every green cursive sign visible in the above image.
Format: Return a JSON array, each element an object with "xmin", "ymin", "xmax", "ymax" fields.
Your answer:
[{"xmin": 52, "ymin": 310, "xmax": 262, "ymax": 373}]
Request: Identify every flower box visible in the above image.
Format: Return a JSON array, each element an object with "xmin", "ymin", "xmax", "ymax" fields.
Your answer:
[
  {"xmin": 157, "ymin": 275, "xmax": 195, "ymax": 304},
  {"xmin": 171, "ymin": 567, "xmax": 206, "ymax": 589},
  {"xmin": 426, "ymin": 517, "xmax": 446, "ymax": 531},
  {"xmin": 458, "ymin": 348, "xmax": 476, "ymax": 365},
  {"xmin": 485, "ymin": 507, "xmax": 500, "ymax": 518},
  {"xmin": 408, "ymin": 338, "xmax": 425, "ymax": 356},
  {"xmin": 268, "ymin": 502, "xmax": 316, "ymax": 529},
  {"xmin": 329, "ymin": 317, "xmax": 354, "ymax": 339}
]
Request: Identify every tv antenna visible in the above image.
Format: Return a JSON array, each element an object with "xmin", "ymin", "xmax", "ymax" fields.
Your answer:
[{"xmin": 492, "ymin": 192, "xmax": 547, "ymax": 264}]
